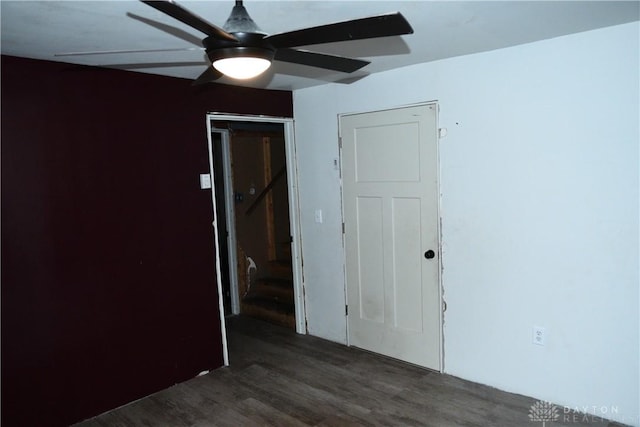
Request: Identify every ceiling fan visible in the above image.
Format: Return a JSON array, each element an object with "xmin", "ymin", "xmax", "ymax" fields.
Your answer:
[{"xmin": 61, "ymin": 0, "xmax": 414, "ymax": 84}]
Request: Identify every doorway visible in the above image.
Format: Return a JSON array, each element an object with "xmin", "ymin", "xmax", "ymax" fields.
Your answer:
[
  {"xmin": 206, "ymin": 115, "xmax": 305, "ymax": 340},
  {"xmin": 340, "ymin": 103, "xmax": 442, "ymax": 371}
]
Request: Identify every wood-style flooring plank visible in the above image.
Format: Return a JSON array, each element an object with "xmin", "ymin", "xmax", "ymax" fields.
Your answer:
[{"xmin": 73, "ymin": 315, "xmax": 627, "ymax": 427}]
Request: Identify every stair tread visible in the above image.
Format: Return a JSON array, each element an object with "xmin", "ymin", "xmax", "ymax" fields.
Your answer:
[
  {"xmin": 256, "ymin": 276, "xmax": 293, "ymax": 286},
  {"xmin": 270, "ymin": 259, "xmax": 292, "ymax": 265},
  {"xmin": 244, "ymin": 291, "xmax": 293, "ymax": 304},
  {"xmin": 243, "ymin": 295, "xmax": 295, "ymax": 314},
  {"xmin": 268, "ymin": 260, "xmax": 293, "ymax": 276}
]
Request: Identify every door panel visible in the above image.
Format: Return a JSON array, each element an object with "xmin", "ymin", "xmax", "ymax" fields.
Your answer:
[
  {"xmin": 342, "ymin": 104, "xmax": 441, "ymax": 370},
  {"xmin": 354, "ymin": 123, "xmax": 421, "ymax": 183},
  {"xmin": 392, "ymin": 197, "xmax": 423, "ymax": 332},
  {"xmin": 356, "ymin": 196, "xmax": 385, "ymax": 323}
]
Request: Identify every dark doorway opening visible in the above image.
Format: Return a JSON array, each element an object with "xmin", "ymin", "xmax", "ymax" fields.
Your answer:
[{"xmin": 211, "ymin": 121, "xmax": 295, "ymax": 329}]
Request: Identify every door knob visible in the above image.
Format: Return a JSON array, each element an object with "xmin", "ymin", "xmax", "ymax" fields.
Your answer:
[{"xmin": 424, "ymin": 250, "xmax": 435, "ymax": 259}]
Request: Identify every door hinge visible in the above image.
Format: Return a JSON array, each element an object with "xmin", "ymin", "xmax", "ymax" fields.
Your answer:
[
  {"xmin": 342, "ymin": 222, "xmax": 345, "ymax": 234},
  {"xmin": 338, "ymin": 136, "xmax": 343, "ymax": 149},
  {"xmin": 345, "ymin": 305, "xmax": 348, "ymax": 316}
]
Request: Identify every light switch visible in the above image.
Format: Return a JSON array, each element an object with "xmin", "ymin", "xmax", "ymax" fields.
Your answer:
[
  {"xmin": 314, "ymin": 209, "xmax": 323, "ymax": 223},
  {"xmin": 200, "ymin": 173, "xmax": 212, "ymax": 189}
]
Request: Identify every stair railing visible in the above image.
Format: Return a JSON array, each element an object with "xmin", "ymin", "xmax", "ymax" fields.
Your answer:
[{"xmin": 245, "ymin": 165, "xmax": 286, "ymax": 216}]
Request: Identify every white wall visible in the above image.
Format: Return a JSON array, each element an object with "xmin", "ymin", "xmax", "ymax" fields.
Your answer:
[{"xmin": 293, "ymin": 22, "xmax": 639, "ymax": 425}]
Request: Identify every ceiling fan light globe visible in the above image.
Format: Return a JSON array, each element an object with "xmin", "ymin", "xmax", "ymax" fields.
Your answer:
[{"xmin": 213, "ymin": 57, "xmax": 271, "ymax": 80}]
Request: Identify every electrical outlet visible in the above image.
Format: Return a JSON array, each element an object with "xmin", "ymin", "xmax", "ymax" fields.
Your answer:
[{"xmin": 533, "ymin": 326, "xmax": 546, "ymax": 346}]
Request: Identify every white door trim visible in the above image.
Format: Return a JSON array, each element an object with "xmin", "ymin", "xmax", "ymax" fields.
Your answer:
[
  {"xmin": 338, "ymin": 101, "xmax": 443, "ymax": 371},
  {"xmin": 205, "ymin": 120, "xmax": 230, "ymax": 366},
  {"xmin": 206, "ymin": 114, "xmax": 306, "ymax": 340},
  {"xmin": 208, "ymin": 128, "xmax": 241, "ymax": 315}
]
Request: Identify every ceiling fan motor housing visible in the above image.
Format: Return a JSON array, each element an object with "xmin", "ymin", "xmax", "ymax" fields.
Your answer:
[{"xmin": 204, "ymin": 32, "xmax": 275, "ymax": 63}]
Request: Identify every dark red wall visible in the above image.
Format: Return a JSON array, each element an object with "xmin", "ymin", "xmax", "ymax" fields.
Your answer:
[{"xmin": 1, "ymin": 55, "xmax": 293, "ymax": 427}]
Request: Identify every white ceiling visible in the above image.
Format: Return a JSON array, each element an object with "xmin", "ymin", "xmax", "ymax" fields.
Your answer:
[{"xmin": 1, "ymin": 1, "xmax": 638, "ymax": 91}]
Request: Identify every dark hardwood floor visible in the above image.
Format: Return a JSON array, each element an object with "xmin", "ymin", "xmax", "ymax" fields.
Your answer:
[{"xmin": 75, "ymin": 315, "xmax": 625, "ymax": 426}]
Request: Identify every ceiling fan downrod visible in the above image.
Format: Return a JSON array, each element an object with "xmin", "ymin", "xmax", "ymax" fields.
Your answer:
[{"xmin": 224, "ymin": 0, "xmax": 262, "ymax": 34}]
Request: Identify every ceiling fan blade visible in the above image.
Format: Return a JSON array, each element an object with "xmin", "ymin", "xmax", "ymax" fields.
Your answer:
[
  {"xmin": 103, "ymin": 61, "xmax": 208, "ymax": 70},
  {"xmin": 127, "ymin": 12, "xmax": 203, "ymax": 46},
  {"xmin": 265, "ymin": 12, "xmax": 413, "ymax": 48},
  {"xmin": 55, "ymin": 47, "xmax": 204, "ymax": 57},
  {"xmin": 140, "ymin": 0, "xmax": 237, "ymax": 42},
  {"xmin": 192, "ymin": 66, "xmax": 223, "ymax": 86},
  {"xmin": 275, "ymin": 48, "xmax": 369, "ymax": 73}
]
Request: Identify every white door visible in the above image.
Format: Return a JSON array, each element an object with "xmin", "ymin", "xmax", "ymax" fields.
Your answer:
[{"xmin": 341, "ymin": 103, "xmax": 441, "ymax": 370}]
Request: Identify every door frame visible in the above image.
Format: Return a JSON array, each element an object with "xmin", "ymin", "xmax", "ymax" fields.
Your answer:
[
  {"xmin": 206, "ymin": 114, "xmax": 306, "ymax": 362},
  {"xmin": 208, "ymin": 128, "xmax": 238, "ymax": 315},
  {"xmin": 338, "ymin": 101, "xmax": 444, "ymax": 371}
]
